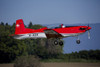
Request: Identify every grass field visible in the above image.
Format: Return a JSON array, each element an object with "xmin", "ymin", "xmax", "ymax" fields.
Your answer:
[{"xmin": 0, "ymin": 63, "xmax": 100, "ymax": 67}]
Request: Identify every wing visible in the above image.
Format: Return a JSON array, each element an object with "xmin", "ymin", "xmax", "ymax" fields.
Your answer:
[{"xmin": 44, "ymin": 29, "xmax": 63, "ymax": 38}]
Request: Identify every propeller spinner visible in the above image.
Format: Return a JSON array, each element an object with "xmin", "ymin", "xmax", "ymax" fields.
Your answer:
[{"xmin": 79, "ymin": 24, "xmax": 91, "ymax": 39}]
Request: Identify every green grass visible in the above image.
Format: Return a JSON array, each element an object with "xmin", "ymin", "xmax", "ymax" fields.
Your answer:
[{"xmin": 41, "ymin": 59, "xmax": 100, "ymax": 63}]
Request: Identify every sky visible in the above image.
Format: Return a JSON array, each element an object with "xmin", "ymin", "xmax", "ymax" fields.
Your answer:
[
  {"xmin": 63, "ymin": 23, "xmax": 100, "ymax": 53},
  {"xmin": 0, "ymin": 0, "xmax": 100, "ymax": 53},
  {"xmin": 0, "ymin": 0, "xmax": 100, "ymax": 24}
]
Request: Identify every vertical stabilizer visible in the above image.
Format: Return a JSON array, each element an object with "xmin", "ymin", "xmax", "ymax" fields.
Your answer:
[{"xmin": 15, "ymin": 19, "xmax": 25, "ymax": 34}]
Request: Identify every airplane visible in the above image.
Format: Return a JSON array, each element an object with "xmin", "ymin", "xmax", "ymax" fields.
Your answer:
[{"xmin": 10, "ymin": 19, "xmax": 91, "ymax": 46}]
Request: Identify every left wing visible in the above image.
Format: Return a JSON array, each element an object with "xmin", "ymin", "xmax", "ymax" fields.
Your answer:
[{"xmin": 44, "ymin": 29, "xmax": 63, "ymax": 38}]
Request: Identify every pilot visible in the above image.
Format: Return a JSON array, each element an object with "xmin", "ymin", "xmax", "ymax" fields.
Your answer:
[{"xmin": 61, "ymin": 24, "xmax": 65, "ymax": 28}]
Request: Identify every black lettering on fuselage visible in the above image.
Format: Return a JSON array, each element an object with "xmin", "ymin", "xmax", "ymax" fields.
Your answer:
[{"xmin": 29, "ymin": 33, "xmax": 38, "ymax": 37}]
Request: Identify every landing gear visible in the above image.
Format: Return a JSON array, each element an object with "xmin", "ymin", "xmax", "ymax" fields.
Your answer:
[
  {"xmin": 76, "ymin": 36, "xmax": 80, "ymax": 44},
  {"xmin": 59, "ymin": 41, "xmax": 63, "ymax": 46},
  {"xmin": 54, "ymin": 40, "xmax": 58, "ymax": 45},
  {"xmin": 76, "ymin": 40, "xmax": 80, "ymax": 44},
  {"xmin": 54, "ymin": 39, "xmax": 63, "ymax": 46}
]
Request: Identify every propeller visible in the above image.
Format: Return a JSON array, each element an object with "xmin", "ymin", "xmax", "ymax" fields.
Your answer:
[
  {"xmin": 87, "ymin": 24, "xmax": 90, "ymax": 39},
  {"xmin": 88, "ymin": 30, "xmax": 90, "ymax": 39}
]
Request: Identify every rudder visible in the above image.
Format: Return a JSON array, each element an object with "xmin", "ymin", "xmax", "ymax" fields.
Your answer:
[{"xmin": 15, "ymin": 19, "xmax": 26, "ymax": 34}]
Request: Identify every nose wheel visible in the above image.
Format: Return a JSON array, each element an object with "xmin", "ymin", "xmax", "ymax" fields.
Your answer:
[
  {"xmin": 76, "ymin": 40, "xmax": 80, "ymax": 44},
  {"xmin": 76, "ymin": 36, "xmax": 80, "ymax": 44}
]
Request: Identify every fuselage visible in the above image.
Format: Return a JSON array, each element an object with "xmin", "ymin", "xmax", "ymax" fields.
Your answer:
[
  {"xmin": 13, "ymin": 26, "xmax": 91, "ymax": 39},
  {"xmin": 10, "ymin": 19, "xmax": 91, "ymax": 45}
]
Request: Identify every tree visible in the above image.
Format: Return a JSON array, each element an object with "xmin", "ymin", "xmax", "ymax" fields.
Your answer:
[
  {"xmin": 0, "ymin": 21, "xmax": 64, "ymax": 63},
  {"xmin": 6, "ymin": 23, "xmax": 8, "ymax": 26},
  {"xmin": 0, "ymin": 24, "xmax": 27, "ymax": 63},
  {"xmin": 31, "ymin": 24, "xmax": 44, "ymax": 29},
  {"xmin": 0, "ymin": 22, "xmax": 4, "ymax": 25},
  {"xmin": 79, "ymin": 50, "xmax": 89, "ymax": 60},
  {"xmin": 14, "ymin": 55, "xmax": 42, "ymax": 67},
  {"xmin": 28, "ymin": 22, "xmax": 32, "ymax": 28}
]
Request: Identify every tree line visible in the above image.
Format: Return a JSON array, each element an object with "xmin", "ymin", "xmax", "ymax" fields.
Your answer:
[
  {"xmin": 0, "ymin": 22, "xmax": 100, "ymax": 63},
  {"xmin": 0, "ymin": 22, "xmax": 62, "ymax": 63},
  {"xmin": 63, "ymin": 50, "xmax": 100, "ymax": 62}
]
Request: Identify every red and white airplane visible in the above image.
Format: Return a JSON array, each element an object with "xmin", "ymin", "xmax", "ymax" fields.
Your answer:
[{"xmin": 11, "ymin": 19, "xmax": 91, "ymax": 45}]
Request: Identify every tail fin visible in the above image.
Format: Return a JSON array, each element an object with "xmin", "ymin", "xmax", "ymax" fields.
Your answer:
[{"xmin": 15, "ymin": 19, "xmax": 26, "ymax": 34}]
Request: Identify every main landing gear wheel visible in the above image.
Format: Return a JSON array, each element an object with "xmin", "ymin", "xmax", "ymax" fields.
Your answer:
[
  {"xmin": 76, "ymin": 40, "xmax": 80, "ymax": 44},
  {"xmin": 59, "ymin": 41, "xmax": 63, "ymax": 46},
  {"xmin": 54, "ymin": 40, "xmax": 58, "ymax": 45},
  {"xmin": 54, "ymin": 39, "xmax": 63, "ymax": 46}
]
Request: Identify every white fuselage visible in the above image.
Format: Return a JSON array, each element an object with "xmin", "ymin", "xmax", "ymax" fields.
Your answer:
[
  {"xmin": 14, "ymin": 33, "xmax": 47, "ymax": 39},
  {"xmin": 14, "ymin": 32, "xmax": 84, "ymax": 39}
]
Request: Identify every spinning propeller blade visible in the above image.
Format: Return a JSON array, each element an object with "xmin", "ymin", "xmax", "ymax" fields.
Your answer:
[
  {"xmin": 88, "ymin": 30, "xmax": 90, "ymax": 39},
  {"xmin": 87, "ymin": 24, "xmax": 90, "ymax": 39}
]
